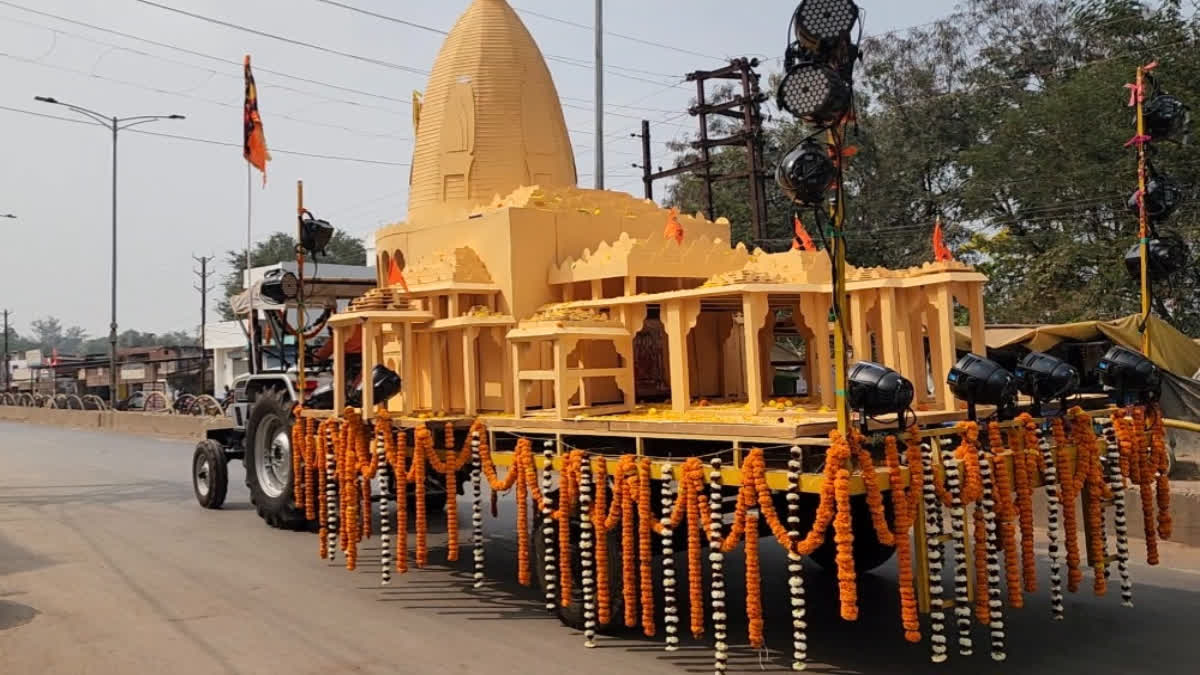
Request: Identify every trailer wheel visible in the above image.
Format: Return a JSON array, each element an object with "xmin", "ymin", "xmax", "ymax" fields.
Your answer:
[
  {"xmin": 245, "ymin": 391, "xmax": 309, "ymax": 530},
  {"xmin": 809, "ymin": 493, "xmax": 897, "ymax": 573},
  {"xmin": 533, "ymin": 515, "xmax": 624, "ymax": 632},
  {"xmin": 193, "ymin": 440, "xmax": 228, "ymax": 509}
]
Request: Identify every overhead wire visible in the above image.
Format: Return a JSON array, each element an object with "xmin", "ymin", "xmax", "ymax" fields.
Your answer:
[{"xmin": 0, "ymin": 103, "xmax": 410, "ymax": 165}]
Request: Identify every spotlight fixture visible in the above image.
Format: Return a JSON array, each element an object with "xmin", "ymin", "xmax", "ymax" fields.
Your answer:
[
  {"xmin": 1014, "ymin": 352, "xmax": 1079, "ymax": 416},
  {"xmin": 948, "ymin": 353, "xmax": 1018, "ymax": 420},
  {"xmin": 777, "ymin": 61, "xmax": 852, "ymax": 125},
  {"xmin": 793, "ymin": 0, "xmax": 860, "ymax": 49},
  {"xmin": 259, "ymin": 270, "xmax": 299, "ymax": 304},
  {"xmin": 299, "ymin": 210, "xmax": 335, "ymax": 257},
  {"xmin": 1144, "ymin": 93, "xmax": 1191, "ymax": 143},
  {"xmin": 1123, "ymin": 233, "xmax": 1189, "ymax": 281},
  {"xmin": 777, "ymin": 139, "xmax": 837, "ymax": 206},
  {"xmin": 1097, "ymin": 346, "xmax": 1161, "ymax": 404},
  {"xmin": 1128, "ymin": 170, "xmax": 1183, "ymax": 224},
  {"xmin": 848, "ymin": 361, "xmax": 914, "ymax": 430}
]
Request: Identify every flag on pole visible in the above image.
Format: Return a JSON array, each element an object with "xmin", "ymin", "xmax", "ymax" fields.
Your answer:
[
  {"xmin": 388, "ymin": 256, "xmax": 411, "ymax": 293},
  {"xmin": 664, "ymin": 208, "xmax": 684, "ymax": 245},
  {"xmin": 932, "ymin": 217, "xmax": 954, "ymax": 262},
  {"xmin": 243, "ymin": 55, "xmax": 271, "ymax": 183},
  {"xmin": 792, "ymin": 215, "xmax": 816, "ymax": 251}
]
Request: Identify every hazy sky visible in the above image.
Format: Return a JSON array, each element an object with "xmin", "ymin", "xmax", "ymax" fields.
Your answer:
[{"xmin": 0, "ymin": 0, "xmax": 958, "ymax": 338}]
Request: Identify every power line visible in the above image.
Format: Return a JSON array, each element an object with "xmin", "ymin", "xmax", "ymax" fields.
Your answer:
[
  {"xmin": 511, "ymin": 4, "xmax": 724, "ymax": 62},
  {"xmin": 0, "ymin": 45, "xmax": 413, "ymax": 142},
  {"xmin": 133, "ymin": 0, "xmax": 430, "ymax": 76},
  {"xmin": 0, "ymin": 104, "xmax": 410, "ymax": 165},
  {"xmin": 311, "ymin": 0, "xmax": 683, "ymax": 85}
]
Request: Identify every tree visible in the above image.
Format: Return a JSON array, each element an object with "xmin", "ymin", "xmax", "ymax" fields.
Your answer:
[
  {"xmin": 30, "ymin": 316, "xmax": 90, "ymax": 355},
  {"xmin": 217, "ymin": 230, "xmax": 367, "ymax": 319},
  {"xmin": 662, "ymin": 0, "xmax": 1200, "ymax": 332}
]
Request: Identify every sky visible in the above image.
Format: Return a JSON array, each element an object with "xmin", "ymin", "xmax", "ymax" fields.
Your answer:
[{"xmin": 0, "ymin": 0, "xmax": 959, "ymax": 339}]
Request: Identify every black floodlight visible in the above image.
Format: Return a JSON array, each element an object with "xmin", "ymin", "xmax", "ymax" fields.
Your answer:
[
  {"xmin": 793, "ymin": 0, "xmax": 860, "ymax": 48},
  {"xmin": 1128, "ymin": 171, "xmax": 1183, "ymax": 224},
  {"xmin": 260, "ymin": 270, "xmax": 299, "ymax": 304},
  {"xmin": 368, "ymin": 364, "xmax": 403, "ymax": 403},
  {"xmin": 948, "ymin": 353, "xmax": 1018, "ymax": 420},
  {"xmin": 1015, "ymin": 352, "xmax": 1079, "ymax": 416},
  {"xmin": 1123, "ymin": 233, "xmax": 1189, "ymax": 281},
  {"xmin": 777, "ymin": 61, "xmax": 852, "ymax": 125},
  {"xmin": 848, "ymin": 361, "xmax": 914, "ymax": 429},
  {"xmin": 1097, "ymin": 346, "xmax": 1161, "ymax": 404},
  {"xmin": 300, "ymin": 210, "xmax": 335, "ymax": 257},
  {"xmin": 1144, "ymin": 93, "xmax": 1191, "ymax": 143},
  {"xmin": 777, "ymin": 139, "xmax": 837, "ymax": 206}
]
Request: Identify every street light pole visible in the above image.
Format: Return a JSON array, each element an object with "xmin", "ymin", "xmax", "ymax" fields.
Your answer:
[{"xmin": 34, "ymin": 96, "xmax": 184, "ymax": 409}]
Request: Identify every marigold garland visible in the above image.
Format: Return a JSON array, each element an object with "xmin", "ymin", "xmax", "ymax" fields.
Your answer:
[
  {"xmin": 1129, "ymin": 406, "xmax": 1158, "ymax": 565},
  {"xmin": 832, "ymin": 433, "xmax": 857, "ymax": 621},
  {"xmin": 1051, "ymin": 417, "xmax": 1083, "ymax": 593},
  {"xmin": 888, "ymin": 432, "xmax": 922, "ymax": 643},
  {"xmin": 745, "ymin": 505, "xmax": 764, "ymax": 649},
  {"xmin": 972, "ymin": 504, "xmax": 989, "ymax": 624},
  {"xmin": 850, "ymin": 430, "xmax": 895, "ymax": 547},
  {"xmin": 986, "ymin": 422, "xmax": 1022, "ymax": 608},
  {"xmin": 621, "ymin": 462, "xmax": 638, "ymax": 628},
  {"xmin": 1148, "ymin": 408, "xmax": 1172, "ymax": 540},
  {"xmin": 637, "ymin": 458, "xmax": 656, "ymax": 637},
  {"xmin": 1069, "ymin": 407, "xmax": 1112, "ymax": 596},
  {"xmin": 1013, "ymin": 413, "xmax": 1039, "ymax": 592},
  {"xmin": 393, "ymin": 424, "xmax": 409, "ymax": 573}
]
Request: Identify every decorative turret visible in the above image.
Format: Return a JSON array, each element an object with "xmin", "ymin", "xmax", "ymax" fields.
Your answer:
[{"xmin": 406, "ymin": 0, "xmax": 577, "ymax": 225}]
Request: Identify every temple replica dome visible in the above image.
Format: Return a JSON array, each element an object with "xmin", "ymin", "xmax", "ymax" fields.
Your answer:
[{"xmin": 332, "ymin": 0, "xmax": 989, "ymax": 432}]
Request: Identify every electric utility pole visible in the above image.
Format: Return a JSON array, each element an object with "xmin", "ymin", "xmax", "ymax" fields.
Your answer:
[
  {"xmin": 193, "ymin": 254, "xmax": 215, "ymax": 393},
  {"xmin": 2, "ymin": 309, "xmax": 10, "ymax": 392}
]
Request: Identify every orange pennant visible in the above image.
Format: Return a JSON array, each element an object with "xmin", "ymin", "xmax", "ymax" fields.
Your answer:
[
  {"xmin": 243, "ymin": 55, "xmax": 271, "ymax": 184},
  {"xmin": 664, "ymin": 208, "xmax": 684, "ymax": 245},
  {"xmin": 792, "ymin": 215, "xmax": 816, "ymax": 252},
  {"xmin": 388, "ymin": 256, "xmax": 410, "ymax": 293},
  {"xmin": 932, "ymin": 217, "xmax": 954, "ymax": 262}
]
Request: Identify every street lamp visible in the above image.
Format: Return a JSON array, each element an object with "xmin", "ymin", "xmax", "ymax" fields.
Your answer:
[{"xmin": 34, "ymin": 95, "xmax": 184, "ymax": 409}]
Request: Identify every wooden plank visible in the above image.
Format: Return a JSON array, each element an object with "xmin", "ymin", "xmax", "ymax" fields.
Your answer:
[
  {"xmin": 742, "ymin": 293, "xmax": 769, "ymax": 414},
  {"xmin": 333, "ymin": 324, "xmax": 346, "ymax": 412}
]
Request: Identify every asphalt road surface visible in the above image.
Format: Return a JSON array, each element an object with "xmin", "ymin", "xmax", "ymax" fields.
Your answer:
[{"xmin": 2, "ymin": 422, "xmax": 1199, "ymax": 674}]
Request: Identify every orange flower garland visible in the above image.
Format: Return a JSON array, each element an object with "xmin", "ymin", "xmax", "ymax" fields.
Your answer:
[
  {"xmin": 829, "ymin": 431, "xmax": 857, "ymax": 621},
  {"xmin": 1130, "ymin": 406, "xmax": 1158, "ymax": 565},
  {"xmin": 393, "ymin": 425, "xmax": 408, "ymax": 573},
  {"xmin": 591, "ymin": 457, "xmax": 613, "ymax": 626},
  {"xmin": 850, "ymin": 430, "xmax": 895, "ymax": 547},
  {"xmin": 987, "ymin": 422, "xmax": 1022, "ymax": 608},
  {"xmin": 682, "ymin": 458, "xmax": 706, "ymax": 639},
  {"xmin": 1050, "ymin": 417, "xmax": 1083, "ymax": 593},
  {"xmin": 316, "ymin": 418, "xmax": 330, "ymax": 560},
  {"xmin": 1149, "ymin": 408, "xmax": 1172, "ymax": 540},
  {"xmin": 637, "ymin": 458, "xmax": 656, "ymax": 637},
  {"xmin": 1069, "ymin": 407, "xmax": 1112, "ymax": 596},
  {"xmin": 888, "ymin": 433, "xmax": 922, "ymax": 643},
  {"xmin": 973, "ymin": 504, "xmax": 990, "ymax": 624},
  {"xmin": 745, "ymin": 506, "xmax": 764, "ymax": 649},
  {"xmin": 621, "ymin": 464, "xmax": 638, "ymax": 628},
  {"xmin": 409, "ymin": 423, "xmax": 432, "ymax": 568},
  {"xmin": 1014, "ymin": 413, "xmax": 1039, "ymax": 592}
]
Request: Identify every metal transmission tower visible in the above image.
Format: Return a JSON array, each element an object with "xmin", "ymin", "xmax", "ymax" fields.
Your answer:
[{"xmin": 635, "ymin": 58, "xmax": 769, "ymax": 240}]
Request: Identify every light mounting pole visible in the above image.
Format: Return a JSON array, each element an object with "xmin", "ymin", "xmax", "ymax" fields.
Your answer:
[{"xmin": 34, "ymin": 96, "xmax": 184, "ymax": 409}]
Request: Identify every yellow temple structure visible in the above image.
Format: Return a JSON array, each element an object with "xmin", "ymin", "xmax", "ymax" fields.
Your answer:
[{"xmin": 329, "ymin": 0, "xmax": 988, "ymax": 439}]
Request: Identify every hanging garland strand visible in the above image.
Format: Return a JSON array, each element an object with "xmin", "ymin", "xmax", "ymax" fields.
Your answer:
[
  {"xmin": 1051, "ymin": 417, "xmax": 1083, "ymax": 594},
  {"xmin": 945, "ymin": 456, "xmax": 973, "ymax": 657},
  {"xmin": 921, "ymin": 438, "xmax": 949, "ymax": 665},
  {"xmin": 1069, "ymin": 407, "xmax": 1113, "ymax": 596},
  {"xmin": 1100, "ymin": 418, "xmax": 1134, "ymax": 607},
  {"xmin": 660, "ymin": 462, "xmax": 680, "ymax": 652},
  {"xmin": 708, "ymin": 457, "xmax": 729, "ymax": 674},
  {"xmin": 1148, "ymin": 406, "xmax": 1173, "ymax": 541},
  {"xmin": 887, "ymin": 432, "xmax": 922, "ymax": 644},
  {"xmin": 392, "ymin": 425, "xmax": 409, "ymax": 574},
  {"xmin": 977, "ymin": 429, "xmax": 1007, "ymax": 662},
  {"xmin": 1037, "ymin": 417, "xmax": 1066, "ymax": 620},
  {"xmin": 376, "ymin": 410, "xmax": 392, "ymax": 586},
  {"xmin": 1014, "ymin": 414, "xmax": 1040, "ymax": 593},
  {"xmin": 986, "ymin": 422, "xmax": 1022, "ymax": 609},
  {"xmin": 541, "ymin": 440, "xmax": 557, "ymax": 613},
  {"xmin": 579, "ymin": 453, "xmax": 597, "ymax": 648},
  {"xmin": 637, "ymin": 458, "xmax": 656, "ymax": 637},
  {"xmin": 786, "ymin": 445, "xmax": 808, "ymax": 671},
  {"xmin": 470, "ymin": 430, "xmax": 485, "ymax": 588}
]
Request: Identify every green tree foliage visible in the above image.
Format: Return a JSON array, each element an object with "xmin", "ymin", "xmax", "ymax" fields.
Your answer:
[
  {"xmin": 218, "ymin": 230, "xmax": 367, "ymax": 319},
  {"xmin": 664, "ymin": 0, "xmax": 1199, "ymax": 332}
]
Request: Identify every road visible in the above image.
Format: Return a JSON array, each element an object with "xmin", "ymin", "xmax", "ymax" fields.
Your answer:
[{"xmin": 2, "ymin": 422, "xmax": 1199, "ymax": 674}]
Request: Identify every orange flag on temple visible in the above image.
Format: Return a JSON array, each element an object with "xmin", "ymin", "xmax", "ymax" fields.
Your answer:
[
  {"xmin": 792, "ymin": 215, "xmax": 816, "ymax": 251},
  {"xmin": 932, "ymin": 217, "xmax": 954, "ymax": 262},
  {"xmin": 388, "ymin": 256, "xmax": 410, "ymax": 293},
  {"xmin": 243, "ymin": 55, "xmax": 271, "ymax": 183},
  {"xmin": 664, "ymin": 208, "xmax": 684, "ymax": 245}
]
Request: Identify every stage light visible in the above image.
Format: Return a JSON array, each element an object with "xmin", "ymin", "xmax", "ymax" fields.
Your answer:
[
  {"xmin": 1128, "ymin": 171, "xmax": 1183, "ymax": 224},
  {"xmin": 777, "ymin": 139, "xmax": 837, "ymax": 206},
  {"xmin": 777, "ymin": 61, "xmax": 852, "ymax": 125},
  {"xmin": 1123, "ymin": 233, "xmax": 1189, "ymax": 281},
  {"xmin": 300, "ymin": 211, "xmax": 335, "ymax": 257},
  {"xmin": 793, "ymin": 0, "xmax": 860, "ymax": 48},
  {"xmin": 260, "ymin": 270, "xmax": 299, "ymax": 304},
  {"xmin": 848, "ymin": 361, "xmax": 914, "ymax": 417},
  {"xmin": 349, "ymin": 364, "xmax": 403, "ymax": 407},
  {"xmin": 948, "ymin": 353, "xmax": 1018, "ymax": 419},
  {"xmin": 1097, "ymin": 346, "xmax": 1161, "ymax": 403},
  {"xmin": 1144, "ymin": 93, "xmax": 1191, "ymax": 143},
  {"xmin": 1015, "ymin": 352, "xmax": 1079, "ymax": 415}
]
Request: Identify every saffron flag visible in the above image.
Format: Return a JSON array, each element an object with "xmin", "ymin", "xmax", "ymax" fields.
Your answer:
[
  {"xmin": 792, "ymin": 215, "xmax": 816, "ymax": 251},
  {"xmin": 243, "ymin": 55, "xmax": 271, "ymax": 183},
  {"xmin": 932, "ymin": 217, "xmax": 954, "ymax": 262},
  {"xmin": 388, "ymin": 256, "xmax": 410, "ymax": 293},
  {"xmin": 664, "ymin": 208, "xmax": 684, "ymax": 245}
]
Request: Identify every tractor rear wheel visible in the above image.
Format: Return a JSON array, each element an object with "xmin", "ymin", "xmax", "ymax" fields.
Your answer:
[{"xmin": 244, "ymin": 392, "xmax": 310, "ymax": 530}]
